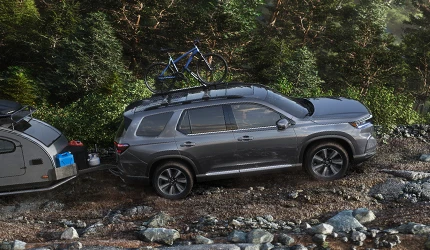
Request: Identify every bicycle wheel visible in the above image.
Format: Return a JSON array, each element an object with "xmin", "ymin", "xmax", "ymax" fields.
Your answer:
[
  {"xmin": 144, "ymin": 63, "xmax": 174, "ymax": 94},
  {"xmin": 196, "ymin": 53, "xmax": 228, "ymax": 85}
]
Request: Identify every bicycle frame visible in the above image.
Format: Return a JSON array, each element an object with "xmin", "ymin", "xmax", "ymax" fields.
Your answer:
[{"xmin": 159, "ymin": 45, "xmax": 202, "ymax": 81}]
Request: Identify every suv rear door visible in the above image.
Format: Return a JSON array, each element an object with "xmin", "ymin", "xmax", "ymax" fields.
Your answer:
[
  {"xmin": 175, "ymin": 105, "xmax": 239, "ymax": 177},
  {"xmin": 228, "ymin": 103, "xmax": 298, "ymax": 173}
]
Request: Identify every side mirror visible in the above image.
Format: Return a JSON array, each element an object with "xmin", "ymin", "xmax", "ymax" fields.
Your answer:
[{"xmin": 276, "ymin": 118, "xmax": 290, "ymax": 130}]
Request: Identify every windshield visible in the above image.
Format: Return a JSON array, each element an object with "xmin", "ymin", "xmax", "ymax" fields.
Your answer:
[
  {"xmin": 13, "ymin": 118, "xmax": 61, "ymax": 147},
  {"xmin": 264, "ymin": 90, "xmax": 311, "ymax": 118}
]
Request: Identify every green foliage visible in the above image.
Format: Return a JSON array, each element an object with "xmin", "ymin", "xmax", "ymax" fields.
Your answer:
[
  {"xmin": 275, "ymin": 47, "xmax": 325, "ymax": 97},
  {"xmin": 0, "ymin": 67, "xmax": 37, "ymax": 105},
  {"xmin": 36, "ymin": 79, "xmax": 151, "ymax": 147},
  {"xmin": 341, "ymin": 85, "xmax": 420, "ymax": 128},
  {"xmin": 44, "ymin": 12, "xmax": 127, "ymax": 105}
]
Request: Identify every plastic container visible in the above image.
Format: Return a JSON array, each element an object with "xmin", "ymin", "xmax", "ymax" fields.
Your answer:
[
  {"xmin": 56, "ymin": 152, "xmax": 75, "ymax": 167},
  {"xmin": 88, "ymin": 153, "xmax": 100, "ymax": 166}
]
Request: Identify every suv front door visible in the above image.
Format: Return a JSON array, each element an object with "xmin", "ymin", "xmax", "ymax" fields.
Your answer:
[
  {"xmin": 175, "ymin": 105, "xmax": 239, "ymax": 177},
  {"xmin": 229, "ymin": 103, "xmax": 298, "ymax": 173}
]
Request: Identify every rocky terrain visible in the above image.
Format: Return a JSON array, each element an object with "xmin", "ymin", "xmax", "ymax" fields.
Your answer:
[{"xmin": 1, "ymin": 125, "xmax": 430, "ymax": 250}]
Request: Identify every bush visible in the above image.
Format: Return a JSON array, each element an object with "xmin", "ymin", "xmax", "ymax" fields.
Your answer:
[
  {"xmin": 35, "ymin": 79, "xmax": 151, "ymax": 147},
  {"xmin": 341, "ymin": 85, "xmax": 420, "ymax": 129}
]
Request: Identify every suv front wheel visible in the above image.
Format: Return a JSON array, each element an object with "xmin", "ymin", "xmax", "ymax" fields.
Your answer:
[
  {"xmin": 304, "ymin": 142, "xmax": 349, "ymax": 181},
  {"xmin": 152, "ymin": 161, "xmax": 194, "ymax": 199}
]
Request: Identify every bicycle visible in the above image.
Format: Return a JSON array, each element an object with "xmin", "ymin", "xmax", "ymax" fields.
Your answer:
[{"xmin": 144, "ymin": 40, "xmax": 228, "ymax": 94}]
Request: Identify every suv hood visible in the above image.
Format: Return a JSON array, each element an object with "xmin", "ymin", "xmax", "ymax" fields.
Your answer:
[{"xmin": 308, "ymin": 97, "xmax": 371, "ymax": 123}]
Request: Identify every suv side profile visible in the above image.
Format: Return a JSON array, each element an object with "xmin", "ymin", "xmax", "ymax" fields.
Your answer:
[{"xmin": 114, "ymin": 83, "xmax": 376, "ymax": 199}]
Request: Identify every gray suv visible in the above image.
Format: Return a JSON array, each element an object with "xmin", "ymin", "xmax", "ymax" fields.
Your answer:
[{"xmin": 114, "ymin": 83, "xmax": 376, "ymax": 199}]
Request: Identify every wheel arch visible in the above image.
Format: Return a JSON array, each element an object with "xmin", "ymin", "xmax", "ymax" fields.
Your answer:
[
  {"xmin": 299, "ymin": 134, "xmax": 355, "ymax": 164},
  {"xmin": 147, "ymin": 155, "xmax": 197, "ymax": 184}
]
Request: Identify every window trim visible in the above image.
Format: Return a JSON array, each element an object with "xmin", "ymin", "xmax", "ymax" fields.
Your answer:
[{"xmin": 176, "ymin": 104, "xmax": 229, "ymax": 135}]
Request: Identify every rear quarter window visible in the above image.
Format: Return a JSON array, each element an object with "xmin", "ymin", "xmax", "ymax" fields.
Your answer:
[{"xmin": 136, "ymin": 112, "xmax": 174, "ymax": 137}]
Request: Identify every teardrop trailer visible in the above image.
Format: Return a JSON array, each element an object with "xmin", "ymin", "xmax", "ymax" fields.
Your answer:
[{"xmin": 0, "ymin": 100, "xmax": 114, "ymax": 196}]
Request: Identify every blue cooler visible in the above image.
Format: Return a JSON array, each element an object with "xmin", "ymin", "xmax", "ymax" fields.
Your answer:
[{"xmin": 56, "ymin": 152, "xmax": 75, "ymax": 167}]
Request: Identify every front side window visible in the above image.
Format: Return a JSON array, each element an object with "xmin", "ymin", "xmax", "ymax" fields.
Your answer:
[
  {"xmin": 231, "ymin": 103, "xmax": 282, "ymax": 129},
  {"xmin": 178, "ymin": 105, "xmax": 227, "ymax": 134},
  {"xmin": 136, "ymin": 112, "xmax": 173, "ymax": 137},
  {"xmin": 0, "ymin": 139, "xmax": 15, "ymax": 154}
]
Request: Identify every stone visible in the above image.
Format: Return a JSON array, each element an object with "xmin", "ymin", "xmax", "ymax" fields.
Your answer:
[
  {"xmin": 352, "ymin": 208, "xmax": 376, "ymax": 224},
  {"xmin": 157, "ymin": 244, "xmax": 241, "ymax": 250},
  {"xmin": 311, "ymin": 223, "xmax": 334, "ymax": 235},
  {"xmin": 138, "ymin": 228, "xmax": 180, "ymax": 245},
  {"xmin": 425, "ymin": 236, "xmax": 430, "ymax": 250},
  {"xmin": 247, "ymin": 229, "xmax": 274, "ymax": 244},
  {"xmin": 351, "ymin": 231, "xmax": 366, "ymax": 242},
  {"xmin": 195, "ymin": 235, "xmax": 213, "ymax": 244},
  {"xmin": 61, "ymin": 227, "xmax": 79, "ymax": 240},
  {"xmin": 278, "ymin": 233, "xmax": 295, "ymax": 246},
  {"xmin": 236, "ymin": 243, "xmax": 260, "ymax": 250},
  {"xmin": 228, "ymin": 230, "xmax": 247, "ymax": 243},
  {"xmin": 11, "ymin": 240, "xmax": 26, "ymax": 250},
  {"xmin": 147, "ymin": 212, "xmax": 173, "ymax": 228},
  {"xmin": 397, "ymin": 222, "xmax": 430, "ymax": 235},
  {"xmin": 326, "ymin": 210, "xmax": 365, "ymax": 233},
  {"xmin": 312, "ymin": 234, "xmax": 326, "ymax": 245},
  {"xmin": 420, "ymin": 154, "xmax": 430, "ymax": 162}
]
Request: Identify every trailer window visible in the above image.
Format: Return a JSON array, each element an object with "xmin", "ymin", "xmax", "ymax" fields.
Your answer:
[{"xmin": 0, "ymin": 139, "xmax": 15, "ymax": 154}]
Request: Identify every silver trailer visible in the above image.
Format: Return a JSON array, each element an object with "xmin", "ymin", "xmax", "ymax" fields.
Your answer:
[{"xmin": 0, "ymin": 100, "xmax": 112, "ymax": 196}]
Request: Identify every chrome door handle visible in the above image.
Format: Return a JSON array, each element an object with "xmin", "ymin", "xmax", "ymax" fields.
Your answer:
[
  {"xmin": 238, "ymin": 136, "xmax": 254, "ymax": 141},
  {"xmin": 180, "ymin": 141, "xmax": 196, "ymax": 147}
]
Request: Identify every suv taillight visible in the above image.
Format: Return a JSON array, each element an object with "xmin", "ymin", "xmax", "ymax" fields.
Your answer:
[{"xmin": 114, "ymin": 141, "xmax": 130, "ymax": 154}]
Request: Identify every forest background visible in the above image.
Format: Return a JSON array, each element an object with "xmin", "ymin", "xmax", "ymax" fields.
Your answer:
[{"xmin": 1, "ymin": 0, "xmax": 430, "ymax": 146}]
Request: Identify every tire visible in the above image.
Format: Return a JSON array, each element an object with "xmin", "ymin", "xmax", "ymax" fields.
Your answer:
[
  {"xmin": 144, "ymin": 63, "xmax": 174, "ymax": 94},
  {"xmin": 304, "ymin": 142, "xmax": 349, "ymax": 181},
  {"xmin": 152, "ymin": 161, "xmax": 194, "ymax": 199},
  {"xmin": 196, "ymin": 53, "xmax": 228, "ymax": 85}
]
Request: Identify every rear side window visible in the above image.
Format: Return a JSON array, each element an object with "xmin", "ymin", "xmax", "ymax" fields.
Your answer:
[
  {"xmin": 178, "ymin": 105, "xmax": 227, "ymax": 134},
  {"xmin": 0, "ymin": 139, "xmax": 15, "ymax": 154},
  {"xmin": 136, "ymin": 112, "xmax": 173, "ymax": 137}
]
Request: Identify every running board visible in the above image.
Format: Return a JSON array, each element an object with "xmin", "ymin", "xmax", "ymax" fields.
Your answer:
[{"xmin": 0, "ymin": 176, "xmax": 77, "ymax": 196}]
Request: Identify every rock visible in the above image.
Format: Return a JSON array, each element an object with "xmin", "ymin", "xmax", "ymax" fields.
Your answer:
[
  {"xmin": 247, "ymin": 229, "xmax": 274, "ymax": 244},
  {"xmin": 138, "ymin": 228, "xmax": 180, "ymax": 246},
  {"xmin": 61, "ymin": 227, "xmax": 79, "ymax": 240},
  {"xmin": 261, "ymin": 242, "xmax": 274, "ymax": 250},
  {"xmin": 381, "ymin": 169, "xmax": 430, "ymax": 180},
  {"xmin": 397, "ymin": 222, "xmax": 430, "ymax": 234},
  {"xmin": 228, "ymin": 230, "xmax": 247, "ymax": 243},
  {"xmin": 12, "ymin": 240, "xmax": 26, "ymax": 250},
  {"xmin": 123, "ymin": 206, "xmax": 153, "ymax": 217},
  {"xmin": 312, "ymin": 234, "xmax": 326, "ymax": 245},
  {"xmin": 277, "ymin": 233, "xmax": 295, "ymax": 246},
  {"xmin": 231, "ymin": 219, "xmax": 245, "ymax": 227},
  {"xmin": 0, "ymin": 242, "xmax": 11, "ymax": 250},
  {"xmin": 81, "ymin": 221, "xmax": 104, "ymax": 237},
  {"xmin": 310, "ymin": 223, "xmax": 333, "ymax": 235},
  {"xmin": 195, "ymin": 235, "xmax": 213, "ymax": 244},
  {"xmin": 378, "ymin": 234, "xmax": 401, "ymax": 248},
  {"xmin": 326, "ymin": 210, "xmax": 365, "ymax": 233},
  {"xmin": 420, "ymin": 154, "xmax": 430, "ymax": 162},
  {"xmin": 369, "ymin": 178, "xmax": 406, "ymax": 201},
  {"xmin": 157, "ymin": 244, "xmax": 241, "ymax": 250},
  {"xmin": 350, "ymin": 231, "xmax": 366, "ymax": 242},
  {"xmin": 352, "ymin": 208, "xmax": 376, "ymax": 224},
  {"xmin": 147, "ymin": 212, "xmax": 173, "ymax": 227},
  {"xmin": 236, "ymin": 243, "xmax": 260, "ymax": 250}
]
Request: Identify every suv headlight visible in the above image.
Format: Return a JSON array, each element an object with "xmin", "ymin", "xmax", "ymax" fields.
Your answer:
[{"xmin": 349, "ymin": 115, "xmax": 372, "ymax": 129}]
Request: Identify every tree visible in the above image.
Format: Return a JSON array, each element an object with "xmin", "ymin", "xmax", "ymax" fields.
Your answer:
[
  {"xmin": 402, "ymin": 1, "xmax": 430, "ymax": 110},
  {"xmin": 43, "ymin": 12, "xmax": 128, "ymax": 105}
]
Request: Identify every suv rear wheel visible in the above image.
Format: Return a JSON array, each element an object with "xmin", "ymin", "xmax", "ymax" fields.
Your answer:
[
  {"xmin": 304, "ymin": 142, "xmax": 349, "ymax": 181},
  {"xmin": 152, "ymin": 161, "xmax": 194, "ymax": 199}
]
